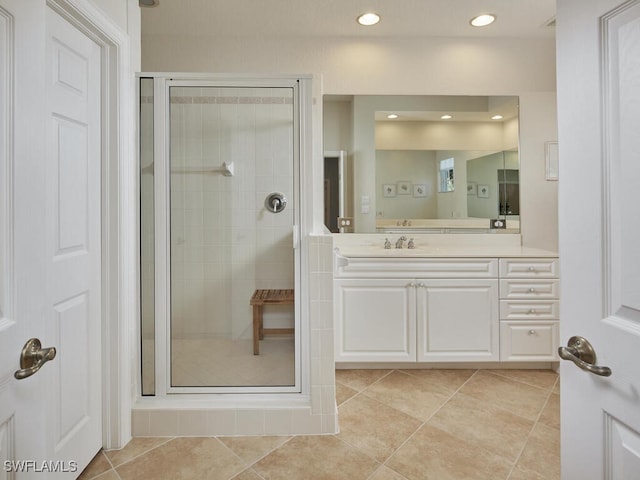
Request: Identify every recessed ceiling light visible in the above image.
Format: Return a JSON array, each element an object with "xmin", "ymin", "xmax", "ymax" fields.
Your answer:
[
  {"xmin": 357, "ymin": 12, "xmax": 381, "ymax": 26},
  {"xmin": 441, "ymin": 114, "xmax": 452, "ymax": 120},
  {"xmin": 491, "ymin": 115, "xmax": 504, "ymax": 120},
  {"xmin": 387, "ymin": 114, "xmax": 399, "ymax": 119},
  {"xmin": 470, "ymin": 14, "xmax": 496, "ymax": 27}
]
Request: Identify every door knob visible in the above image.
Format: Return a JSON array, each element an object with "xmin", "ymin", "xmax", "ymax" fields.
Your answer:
[
  {"xmin": 14, "ymin": 338, "xmax": 57, "ymax": 380},
  {"xmin": 558, "ymin": 336, "xmax": 611, "ymax": 377}
]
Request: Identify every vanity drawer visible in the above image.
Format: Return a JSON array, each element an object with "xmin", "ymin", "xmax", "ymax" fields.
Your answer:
[
  {"xmin": 499, "ymin": 300, "xmax": 559, "ymax": 320},
  {"xmin": 499, "ymin": 258, "xmax": 559, "ymax": 278},
  {"xmin": 499, "ymin": 279, "xmax": 560, "ymax": 299},
  {"xmin": 335, "ymin": 257, "xmax": 498, "ymax": 279},
  {"xmin": 500, "ymin": 321, "xmax": 559, "ymax": 361}
]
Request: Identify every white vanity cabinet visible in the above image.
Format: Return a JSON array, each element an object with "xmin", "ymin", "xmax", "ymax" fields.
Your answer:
[
  {"xmin": 334, "ymin": 256, "xmax": 500, "ymax": 363},
  {"xmin": 498, "ymin": 258, "xmax": 560, "ymax": 361}
]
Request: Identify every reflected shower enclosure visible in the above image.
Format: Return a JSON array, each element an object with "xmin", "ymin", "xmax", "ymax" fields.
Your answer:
[{"xmin": 140, "ymin": 76, "xmax": 301, "ymax": 394}]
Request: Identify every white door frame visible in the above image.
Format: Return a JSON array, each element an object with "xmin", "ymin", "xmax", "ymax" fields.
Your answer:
[{"xmin": 47, "ymin": 0, "xmax": 135, "ymax": 449}]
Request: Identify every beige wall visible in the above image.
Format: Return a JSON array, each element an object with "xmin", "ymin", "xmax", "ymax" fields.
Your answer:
[
  {"xmin": 141, "ymin": 35, "xmax": 556, "ymax": 94},
  {"xmin": 519, "ymin": 92, "xmax": 558, "ymax": 252}
]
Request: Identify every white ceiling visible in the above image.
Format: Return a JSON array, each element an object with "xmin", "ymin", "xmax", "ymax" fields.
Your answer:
[{"xmin": 141, "ymin": 0, "xmax": 556, "ymax": 39}]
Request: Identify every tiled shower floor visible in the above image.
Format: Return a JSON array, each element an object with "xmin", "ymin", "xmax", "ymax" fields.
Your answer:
[
  {"xmin": 79, "ymin": 368, "xmax": 560, "ymax": 480},
  {"xmin": 171, "ymin": 337, "xmax": 295, "ymax": 387}
]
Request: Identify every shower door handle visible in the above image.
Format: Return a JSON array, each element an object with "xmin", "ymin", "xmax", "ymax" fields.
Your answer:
[{"xmin": 265, "ymin": 193, "xmax": 287, "ymax": 213}]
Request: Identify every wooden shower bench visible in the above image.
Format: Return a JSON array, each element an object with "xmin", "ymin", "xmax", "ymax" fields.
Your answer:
[{"xmin": 251, "ymin": 289, "xmax": 294, "ymax": 355}]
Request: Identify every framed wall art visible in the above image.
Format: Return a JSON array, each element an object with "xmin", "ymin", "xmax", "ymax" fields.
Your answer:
[
  {"xmin": 397, "ymin": 181, "xmax": 411, "ymax": 195},
  {"xmin": 383, "ymin": 184, "xmax": 396, "ymax": 197},
  {"xmin": 413, "ymin": 184, "xmax": 427, "ymax": 197}
]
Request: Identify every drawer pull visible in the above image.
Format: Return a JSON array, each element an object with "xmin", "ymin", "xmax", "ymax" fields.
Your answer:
[
  {"xmin": 529, "ymin": 288, "xmax": 536, "ymax": 293},
  {"xmin": 528, "ymin": 309, "xmax": 537, "ymax": 314},
  {"xmin": 528, "ymin": 266, "xmax": 535, "ymax": 272},
  {"xmin": 528, "ymin": 329, "xmax": 536, "ymax": 335}
]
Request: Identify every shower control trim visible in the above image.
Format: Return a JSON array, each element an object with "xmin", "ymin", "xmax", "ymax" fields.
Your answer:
[{"xmin": 265, "ymin": 192, "xmax": 287, "ymax": 213}]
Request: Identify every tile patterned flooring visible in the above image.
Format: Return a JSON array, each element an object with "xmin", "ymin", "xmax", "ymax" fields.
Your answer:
[{"xmin": 80, "ymin": 369, "xmax": 560, "ymax": 480}]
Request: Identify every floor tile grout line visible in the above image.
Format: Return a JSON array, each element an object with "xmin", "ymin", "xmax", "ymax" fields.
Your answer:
[
  {"xmin": 334, "ymin": 369, "xmax": 395, "ymax": 408},
  {"xmin": 80, "ymin": 451, "xmax": 113, "ymax": 480},
  {"xmin": 486, "ymin": 368, "xmax": 559, "ymax": 393},
  {"xmin": 330, "ymin": 432, "xmax": 385, "ymax": 468},
  {"xmin": 377, "ymin": 368, "xmax": 551, "ymax": 479},
  {"xmin": 365, "ymin": 462, "xmax": 411, "ymax": 480},
  {"xmin": 462, "ymin": 369, "xmax": 560, "ymax": 424},
  {"xmin": 220, "ymin": 435, "xmax": 295, "ymax": 476},
  {"xmin": 504, "ymin": 381, "xmax": 558, "ymax": 479},
  {"xmin": 105, "ymin": 436, "xmax": 175, "ymax": 470},
  {"xmin": 209, "ymin": 435, "xmax": 251, "ymax": 478},
  {"xmin": 341, "ymin": 367, "xmax": 485, "ymax": 469},
  {"xmin": 100, "ymin": 450, "xmax": 116, "ymax": 471},
  {"xmin": 374, "ymin": 370, "xmax": 482, "ymax": 473}
]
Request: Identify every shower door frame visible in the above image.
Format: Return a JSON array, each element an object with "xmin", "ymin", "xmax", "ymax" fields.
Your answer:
[{"xmin": 150, "ymin": 74, "xmax": 307, "ymax": 395}]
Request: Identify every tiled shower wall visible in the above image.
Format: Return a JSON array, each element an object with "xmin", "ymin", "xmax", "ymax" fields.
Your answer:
[{"xmin": 169, "ymin": 87, "xmax": 295, "ymax": 340}]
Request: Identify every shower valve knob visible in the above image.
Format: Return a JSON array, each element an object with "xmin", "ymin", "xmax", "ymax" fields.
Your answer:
[{"xmin": 265, "ymin": 192, "xmax": 287, "ymax": 213}]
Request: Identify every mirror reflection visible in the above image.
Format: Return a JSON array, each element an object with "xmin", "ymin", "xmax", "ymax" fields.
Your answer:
[{"xmin": 323, "ymin": 95, "xmax": 520, "ymax": 233}]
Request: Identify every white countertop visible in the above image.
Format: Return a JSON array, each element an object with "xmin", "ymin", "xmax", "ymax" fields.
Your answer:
[
  {"xmin": 335, "ymin": 245, "xmax": 558, "ymax": 258},
  {"xmin": 332, "ymin": 234, "xmax": 557, "ymax": 258}
]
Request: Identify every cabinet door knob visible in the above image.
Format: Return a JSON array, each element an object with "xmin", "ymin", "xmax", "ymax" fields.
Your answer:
[
  {"xmin": 528, "ymin": 309, "xmax": 537, "ymax": 314},
  {"xmin": 418, "ymin": 282, "xmax": 425, "ymax": 288},
  {"xmin": 529, "ymin": 287, "xmax": 536, "ymax": 293},
  {"xmin": 528, "ymin": 266, "xmax": 535, "ymax": 272},
  {"xmin": 528, "ymin": 329, "xmax": 536, "ymax": 335}
]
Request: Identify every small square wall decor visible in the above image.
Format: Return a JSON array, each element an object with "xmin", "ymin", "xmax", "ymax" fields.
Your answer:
[
  {"xmin": 397, "ymin": 181, "xmax": 411, "ymax": 195},
  {"xmin": 478, "ymin": 184, "xmax": 490, "ymax": 198},
  {"xmin": 383, "ymin": 184, "xmax": 396, "ymax": 197},
  {"xmin": 413, "ymin": 184, "xmax": 427, "ymax": 197}
]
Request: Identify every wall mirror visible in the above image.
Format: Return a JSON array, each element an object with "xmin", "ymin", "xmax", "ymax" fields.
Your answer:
[{"xmin": 323, "ymin": 95, "xmax": 520, "ymax": 234}]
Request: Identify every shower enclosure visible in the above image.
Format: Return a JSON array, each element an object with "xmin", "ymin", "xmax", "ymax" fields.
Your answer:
[{"xmin": 140, "ymin": 75, "xmax": 301, "ymax": 394}]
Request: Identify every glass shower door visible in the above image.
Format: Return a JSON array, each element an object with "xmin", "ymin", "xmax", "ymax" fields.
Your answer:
[{"xmin": 168, "ymin": 84, "xmax": 298, "ymax": 390}]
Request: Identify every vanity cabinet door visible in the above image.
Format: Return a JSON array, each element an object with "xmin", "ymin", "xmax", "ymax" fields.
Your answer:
[
  {"xmin": 416, "ymin": 279, "xmax": 499, "ymax": 362},
  {"xmin": 334, "ymin": 279, "xmax": 416, "ymax": 362}
]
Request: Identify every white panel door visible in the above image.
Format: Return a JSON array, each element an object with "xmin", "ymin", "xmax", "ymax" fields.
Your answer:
[
  {"xmin": 45, "ymin": 5, "xmax": 102, "ymax": 472},
  {"xmin": 557, "ymin": 0, "xmax": 640, "ymax": 478},
  {"xmin": 0, "ymin": 1, "xmax": 102, "ymax": 477}
]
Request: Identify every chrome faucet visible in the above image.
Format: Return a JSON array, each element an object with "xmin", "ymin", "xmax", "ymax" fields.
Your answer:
[{"xmin": 395, "ymin": 236, "xmax": 407, "ymax": 248}]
